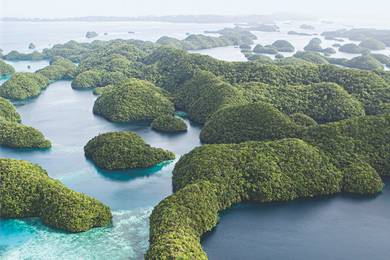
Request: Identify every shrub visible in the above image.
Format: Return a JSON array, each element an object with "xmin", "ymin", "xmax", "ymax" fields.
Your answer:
[
  {"xmin": 253, "ymin": 44, "xmax": 278, "ymax": 54},
  {"xmin": 237, "ymin": 82, "xmax": 365, "ymax": 123},
  {"xmin": 200, "ymin": 102, "xmax": 299, "ymax": 144},
  {"xmin": 86, "ymin": 31, "xmax": 98, "ymax": 38},
  {"xmin": 0, "ymin": 121, "xmax": 51, "ymax": 148},
  {"xmin": 0, "ymin": 60, "xmax": 15, "ymax": 76},
  {"xmin": 71, "ymin": 70, "xmax": 103, "ymax": 89},
  {"xmin": 84, "ymin": 131, "xmax": 175, "ymax": 170},
  {"xmin": 359, "ymin": 38, "xmax": 386, "ymax": 50},
  {"xmin": 294, "ymin": 51, "xmax": 329, "ymax": 64},
  {"xmin": 174, "ymin": 71, "xmax": 246, "ymax": 124},
  {"xmin": 0, "ymin": 72, "xmax": 49, "ymax": 100},
  {"xmin": 370, "ymin": 53, "xmax": 390, "ymax": 67},
  {"xmin": 151, "ymin": 115, "xmax": 187, "ymax": 133},
  {"xmin": 339, "ymin": 43, "xmax": 365, "ymax": 54},
  {"xmin": 345, "ymin": 55, "xmax": 384, "ymax": 71},
  {"xmin": 36, "ymin": 57, "xmax": 77, "ymax": 81},
  {"xmin": 4, "ymin": 50, "xmax": 46, "ymax": 61},
  {"xmin": 271, "ymin": 40, "xmax": 295, "ymax": 52},
  {"xmin": 342, "ymin": 163, "xmax": 384, "ymax": 195},
  {"xmin": 0, "ymin": 97, "xmax": 21, "ymax": 123},
  {"xmin": 290, "ymin": 113, "xmax": 318, "ymax": 127},
  {"xmin": 93, "ymin": 78, "xmax": 174, "ymax": 123},
  {"xmin": 304, "ymin": 38, "xmax": 323, "ymax": 52},
  {"xmin": 0, "ymin": 158, "xmax": 112, "ymax": 232}
]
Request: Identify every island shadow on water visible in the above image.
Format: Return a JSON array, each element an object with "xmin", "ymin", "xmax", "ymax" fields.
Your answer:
[{"xmin": 87, "ymin": 159, "xmax": 176, "ymax": 182}]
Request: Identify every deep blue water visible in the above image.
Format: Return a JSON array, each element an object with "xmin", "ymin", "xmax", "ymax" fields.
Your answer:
[{"xmin": 203, "ymin": 180, "xmax": 390, "ymax": 260}]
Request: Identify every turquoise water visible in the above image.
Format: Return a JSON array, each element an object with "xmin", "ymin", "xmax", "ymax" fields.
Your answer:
[{"xmin": 0, "ymin": 77, "xmax": 202, "ymax": 259}]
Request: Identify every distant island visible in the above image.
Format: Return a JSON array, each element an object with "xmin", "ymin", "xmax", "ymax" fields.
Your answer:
[{"xmin": 0, "ymin": 13, "xmax": 315, "ymax": 23}]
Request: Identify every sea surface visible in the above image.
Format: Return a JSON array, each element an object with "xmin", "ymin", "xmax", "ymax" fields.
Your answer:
[{"xmin": 1, "ymin": 20, "xmax": 390, "ymax": 259}]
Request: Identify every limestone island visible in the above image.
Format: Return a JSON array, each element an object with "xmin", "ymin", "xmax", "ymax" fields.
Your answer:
[
  {"xmin": 151, "ymin": 115, "xmax": 187, "ymax": 133},
  {"xmin": 93, "ymin": 78, "xmax": 174, "ymax": 123},
  {"xmin": 0, "ymin": 158, "xmax": 112, "ymax": 232},
  {"xmin": 84, "ymin": 131, "xmax": 175, "ymax": 170},
  {"xmin": 85, "ymin": 31, "xmax": 98, "ymax": 38},
  {"xmin": 0, "ymin": 59, "xmax": 15, "ymax": 77},
  {"xmin": 0, "ymin": 72, "xmax": 49, "ymax": 100},
  {"xmin": 0, "ymin": 97, "xmax": 51, "ymax": 148}
]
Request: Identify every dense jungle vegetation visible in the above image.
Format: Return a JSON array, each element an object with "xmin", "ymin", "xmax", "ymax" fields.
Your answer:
[
  {"xmin": 84, "ymin": 131, "xmax": 175, "ymax": 170},
  {"xmin": 0, "ymin": 158, "xmax": 112, "ymax": 232}
]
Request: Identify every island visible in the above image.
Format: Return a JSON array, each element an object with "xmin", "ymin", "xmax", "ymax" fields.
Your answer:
[
  {"xmin": 146, "ymin": 111, "xmax": 389, "ymax": 259},
  {"xmin": 151, "ymin": 115, "xmax": 187, "ymax": 133},
  {"xmin": 300, "ymin": 24, "xmax": 315, "ymax": 30},
  {"xmin": 0, "ymin": 57, "xmax": 78, "ymax": 100},
  {"xmin": 0, "ymin": 158, "xmax": 112, "ymax": 232},
  {"xmin": 359, "ymin": 38, "xmax": 386, "ymax": 50},
  {"xmin": 93, "ymin": 78, "xmax": 174, "ymax": 123},
  {"xmin": 0, "ymin": 72, "xmax": 49, "ymax": 100},
  {"xmin": 0, "ymin": 118, "xmax": 51, "ymax": 149},
  {"xmin": 339, "ymin": 43, "xmax": 365, "ymax": 54},
  {"xmin": 36, "ymin": 57, "xmax": 77, "ymax": 81},
  {"xmin": 86, "ymin": 31, "xmax": 98, "ymax": 38},
  {"xmin": 0, "ymin": 97, "xmax": 21, "ymax": 123},
  {"xmin": 3, "ymin": 50, "xmax": 46, "ymax": 61},
  {"xmin": 0, "ymin": 59, "xmax": 15, "ymax": 77},
  {"xmin": 271, "ymin": 40, "xmax": 295, "ymax": 52},
  {"xmin": 84, "ymin": 131, "xmax": 175, "ymax": 170}
]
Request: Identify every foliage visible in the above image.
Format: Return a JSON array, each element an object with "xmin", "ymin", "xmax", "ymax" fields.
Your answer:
[
  {"xmin": 253, "ymin": 44, "xmax": 278, "ymax": 54},
  {"xmin": 86, "ymin": 31, "xmax": 98, "ymax": 38},
  {"xmin": 342, "ymin": 163, "xmax": 384, "ymax": 195},
  {"xmin": 174, "ymin": 70, "xmax": 246, "ymax": 124},
  {"xmin": 157, "ymin": 27, "xmax": 257, "ymax": 50},
  {"xmin": 0, "ymin": 72, "xmax": 49, "ymax": 100},
  {"xmin": 345, "ymin": 55, "xmax": 384, "ymax": 71},
  {"xmin": 322, "ymin": 29, "xmax": 390, "ymax": 47},
  {"xmin": 4, "ymin": 50, "xmax": 46, "ymax": 61},
  {"xmin": 84, "ymin": 131, "xmax": 175, "ymax": 170},
  {"xmin": 304, "ymin": 38, "xmax": 323, "ymax": 52},
  {"xmin": 294, "ymin": 51, "xmax": 329, "ymax": 64},
  {"xmin": 93, "ymin": 78, "xmax": 174, "ymax": 123},
  {"xmin": 290, "ymin": 113, "xmax": 318, "ymax": 127},
  {"xmin": 369, "ymin": 53, "xmax": 390, "ymax": 67},
  {"xmin": 151, "ymin": 115, "xmax": 187, "ymax": 133},
  {"xmin": 271, "ymin": 40, "xmax": 295, "ymax": 52},
  {"xmin": 0, "ymin": 97, "xmax": 21, "ymax": 123},
  {"xmin": 0, "ymin": 158, "xmax": 112, "ymax": 232},
  {"xmin": 359, "ymin": 38, "xmax": 386, "ymax": 50},
  {"xmin": 36, "ymin": 57, "xmax": 77, "ymax": 81},
  {"xmin": 200, "ymin": 102, "xmax": 300, "ymax": 144},
  {"xmin": 72, "ymin": 70, "xmax": 108, "ymax": 89},
  {"xmin": 0, "ymin": 120, "xmax": 51, "ymax": 148},
  {"xmin": 236, "ymin": 82, "xmax": 365, "ymax": 123},
  {"xmin": 339, "ymin": 43, "xmax": 365, "ymax": 54},
  {"xmin": 0, "ymin": 59, "xmax": 15, "ymax": 76}
]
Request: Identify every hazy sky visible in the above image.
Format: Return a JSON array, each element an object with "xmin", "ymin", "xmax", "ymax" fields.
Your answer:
[{"xmin": 1, "ymin": 0, "xmax": 389, "ymax": 18}]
